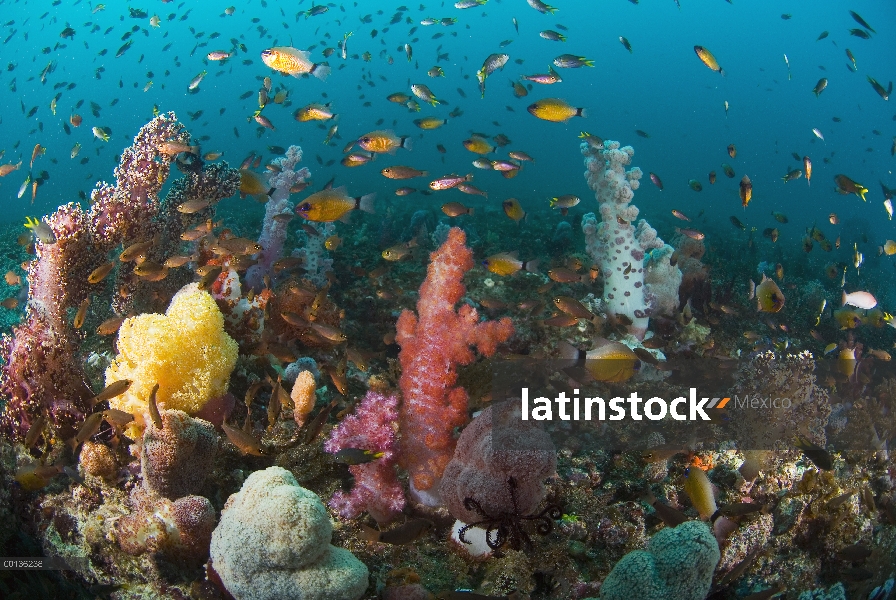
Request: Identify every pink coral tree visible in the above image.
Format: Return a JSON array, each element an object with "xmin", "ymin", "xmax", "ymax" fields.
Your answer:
[{"xmin": 324, "ymin": 390, "xmax": 404, "ymax": 523}]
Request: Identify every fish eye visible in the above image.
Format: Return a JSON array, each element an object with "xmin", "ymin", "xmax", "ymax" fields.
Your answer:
[
  {"xmin": 360, "ymin": 137, "xmax": 370, "ymax": 143},
  {"xmin": 299, "ymin": 202, "xmax": 311, "ymax": 211}
]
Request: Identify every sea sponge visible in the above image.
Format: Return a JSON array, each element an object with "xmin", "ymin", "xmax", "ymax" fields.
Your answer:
[
  {"xmin": 105, "ymin": 283, "xmax": 238, "ymax": 437},
  {"xmin": 209, "ymin": 466, "xmax": 369, "ymax": 600},
  {"xmin": 141, "ymin": 409, "xmax": 217, "ymax": 499},
  {"xmin": 599, "ymin": 521, "xmax": 720, "ymax": 600}
]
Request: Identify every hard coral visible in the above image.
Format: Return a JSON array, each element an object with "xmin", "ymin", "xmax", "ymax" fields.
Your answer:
[
  {"xmin": 599, "ymin": 521, "xmax": 720, "ymax": 600},
  {"xmin": 141, "ymin": 409, "xmax": 218, "ymax": 499},
  {"xmin": 209, "ymin": 466, "xmax": 369, "ymax": 600},
  {"xmin": 106, "ymin": 283, "xmax": 238, "ymax": 437},
  {"xmin": 117, "ymin": 488, "xmax": 215, "ymax": 568}
]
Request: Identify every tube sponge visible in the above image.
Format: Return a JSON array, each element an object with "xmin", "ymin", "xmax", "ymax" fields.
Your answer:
[
  {"xmin": 105, "ymin": 283, "xmax": 238, "ymax": 437},
  {"xmin": 599, "ymin": 521, "xmax": 720, "ymax": 600},
  {"xmin": 209, "ymin": 466, "xmax": 369, "ymax": 600}
]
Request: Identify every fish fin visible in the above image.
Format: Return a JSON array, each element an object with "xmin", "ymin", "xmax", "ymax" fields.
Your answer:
[
  {"xmin": 577, "ymin": 107, "xmax": 588, "ymax": 118},
  {"xmin": 357, "ymin": 192, "xmax": 376, "ymax": 214},
  {"xmin": 399, "ymin": 135, "xmax": 412, "ymax": 151},
  {"xmin": 524, "ymin": 259, "xmax": 539, "ymax": 274},
  {"xmin": 358, "ymin": 524, "xmax": 381, "ymax": 543},
  {"xmin": 311, "ymin": 62, "xmax": 331, "ymax": 81},
  {"xmin": 556, "ymin": 340, "xmax": 582, "ymax": 361}
]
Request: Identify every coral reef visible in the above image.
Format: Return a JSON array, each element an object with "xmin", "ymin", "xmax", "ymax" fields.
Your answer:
[
  {"xmin": 106, "ymin": 283, "xmax": 238, "ymax": 437},
  {"xmin": 396, "ymin": 227, "xmax": 514, "ymax": 501},
  {"xmin": 0, "ymin": 112, "xmax": 239, "ymax": 441},
  {"xmin": 729, "ymin": 350, "xmax": 831, "ymax": 450},
  {"xmin": 582, "ymin": 141, "xmax": 676, "ymax": 338},
  {"xmin": 244, "ymin": 144, "xmax": 310, "ymax": 290},
  {"xmin": 117, "ymin": 488, "xmax": 215, "ymax": 567},
  {"xmin": 209, "ymin": 466, "xmax": 369, "ymax": 600},
  {"xmin": 440, "ymin": 402, "xmax": 556, "ymax": 551},
  {"xmin": 324, "ymin": 389, "xmax": 404, "ymax": 523},
  {"xmin": 599, "ymin": 521, "xmax": 720, "ymax": 600},
  {"xmin": 140, "ymin": 409, "xmax": 218, "ymax": 499}
]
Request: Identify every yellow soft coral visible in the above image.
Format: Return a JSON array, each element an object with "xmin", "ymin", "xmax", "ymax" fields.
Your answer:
[{"xmin": 106, "ymin": 283, "xmax": 238, "ymax": 437}]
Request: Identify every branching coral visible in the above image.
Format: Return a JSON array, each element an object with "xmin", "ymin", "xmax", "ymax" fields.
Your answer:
[
  {"xmin": 396, "ymin": 227, "xmax": 514, "ymax": 501},
  {"xmin": 582, "ymin": 141, "xmax": 678, "ymax": 338},
  {"xmin": 324, "ymin": 390, "xmax": 404, "ymax": 523},
  {"xmin": 0, "ymin": 112, "xmax": 237, "ymax": 441}
]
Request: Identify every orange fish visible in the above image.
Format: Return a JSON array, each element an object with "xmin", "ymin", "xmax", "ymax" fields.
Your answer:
[{"xmin": 261, "ymin": 47, "xmax": 330, "ymax": 80}]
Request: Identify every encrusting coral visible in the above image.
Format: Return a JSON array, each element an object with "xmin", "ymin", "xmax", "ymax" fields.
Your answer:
[
  {"xmin": 209, "ymin": 466, "xmax": 369, "ymax": 600},
  {"xmin": 599, "ymin": 521, "xmax": 720, "ymax": 600}
]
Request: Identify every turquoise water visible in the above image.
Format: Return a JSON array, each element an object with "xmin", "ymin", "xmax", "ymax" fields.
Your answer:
[{"xmin": 2, "ymin": 0, "xmax": 892, "ymax": 242}]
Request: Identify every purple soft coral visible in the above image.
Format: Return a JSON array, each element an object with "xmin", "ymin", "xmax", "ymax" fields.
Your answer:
[{"xmin": 324, "ymin": 390, "xmax": 405, "ymax": 523}]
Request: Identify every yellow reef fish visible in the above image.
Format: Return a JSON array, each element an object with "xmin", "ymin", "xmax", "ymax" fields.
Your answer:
[
  {"xmin": 739, "ymin": 175, "xmax": 752, "ymax": 208},
  {"xmin": 358, "ymin": 130, "xmax": 412, "ymax": 154},
  {"xmin": 294, "ymin": 102, "xmax": 336, "ymax": 122},
  {"xmin": 502, "ymin": 198, "xmax": 527, "ymax": 221},
  {"xmin": 834, "ymin": 174, "xmax": 868, "ymax": 201},
  {"xmin": 239, "ymin": 169, "xmax": 275, "ymax": 197},
  {"xmin": 261, "ymin": 47, "xmax": 330, "ymax": 80},
  {"xmin": 694, "ymin": 45, "xmax": 724, "ymax": 75},
  {"xmin": 482, "ymin": 252, "xmax": 538, "ymax": 276},
  {"xmin": 755, "ymin": 274, "xmax": 785, "ymax": 313},
  {"xmin": 463, "ymin": 136, "xmax": 495, "ymax": 154},
  {"xmin": 296, "ymin": 186, "xmax": 375, "ymax": 222},
  {"xmin": 559, "ymin": 339, "xmax": 640, "ymax": 383},
  {"xmin": 684, "ymin": 466, "xmax": 717, "ymax": 520},
  {"xmin": 413, "ymin": 117, "xmax": 448, "ymax": 130},
  {"xmin": 527, "ymin": 98, "xmax": 587, "ymax": 122}
]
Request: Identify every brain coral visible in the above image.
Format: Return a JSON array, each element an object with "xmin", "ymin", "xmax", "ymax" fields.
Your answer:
[
  {"xmin": 105, "ymin": 283, "xmax": 238, "ymax": 437},
  {"xmin": 600, "ymin": 521, "xmax": 720, "ymax": 600},
  {"xmin": 210, "ymin": 466, "xmax": 369, "ymax": 600}
]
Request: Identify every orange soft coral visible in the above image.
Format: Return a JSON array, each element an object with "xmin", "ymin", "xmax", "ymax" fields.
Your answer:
[{"xmin": 396, "ymin": 228, "xmax": 513, "ymax": 498}]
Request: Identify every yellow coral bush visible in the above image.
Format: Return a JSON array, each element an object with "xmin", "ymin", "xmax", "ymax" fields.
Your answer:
[{"xmin": 106, "ymin": 283, "xmax": 238, "ymax": 437}]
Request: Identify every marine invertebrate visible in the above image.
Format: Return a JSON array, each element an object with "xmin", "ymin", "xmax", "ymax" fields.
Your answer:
[
  {"xmin": 599, "ymin": 521, "xmax": 720, "ymax": 600},
  {"xmin": 105, "ymin": 283, "xmax": 238, "ymax": 437},
  {"xmin": 0, "ymin": 112, "xmax": 239, "ymax": 441},
  {"xmin": 209, "ymin": 466, "xmax": 369, "ymax": 600},
  {"xmin": 582, "ymin": 140, "xmax": 678, "ymax": 338},
  {"xmin": 440, "ymin": 402, "xmax": 556, "ymax": 526},
  {"xmin": 141, "ymin": 408, "xmax": 218, "ymax": 499},
  {"xmin": 244, "ymin": 145, "xmax": 310, "ymax": 291},
  {"xmin": 117, "ymin": 489, "xmax": 215, "ymax": 567},
  {"xmin": 324, "ymin": 389, "xmax": 404, "ymax": 523},
  {"xmin": 455, "ymin": 476, "xmax": 561, "ymax": 552},
  {"xmin": 291, "ymin": 370, "xmax": 317, "ymax": 426},
  {"xmin": 396, "ymin": 227, "xmax": 514, "ymax": 501},
  {"xmin": 78, "ymin": 441, "xmax": 118, "ymax": 480},
  {"xmin": 728, "ymin": 350, "xmax": 831, "ymax": 451}
]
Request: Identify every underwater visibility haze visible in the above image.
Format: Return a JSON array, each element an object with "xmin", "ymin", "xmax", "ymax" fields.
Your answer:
[{"xmin": 0, "ymin": 0, "xmax": 894, "ymax": 599}]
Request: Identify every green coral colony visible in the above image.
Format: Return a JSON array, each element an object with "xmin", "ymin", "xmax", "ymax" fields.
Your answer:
[{"xmin": 0, "ymin": 2, "xmax": 895, "ymax": 600}]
